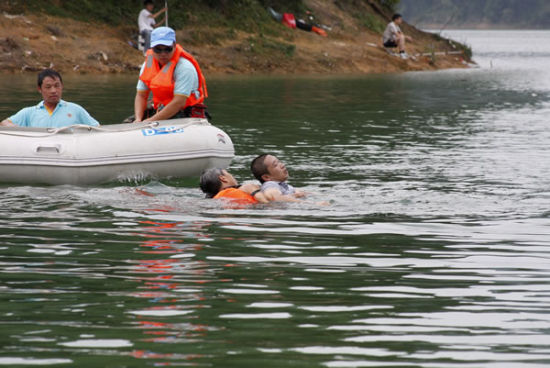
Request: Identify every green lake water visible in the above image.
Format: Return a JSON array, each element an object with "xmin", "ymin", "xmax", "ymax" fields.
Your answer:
[{"xmin": 1, "ymin": 30, "xmax": 550, "ymax": 367}]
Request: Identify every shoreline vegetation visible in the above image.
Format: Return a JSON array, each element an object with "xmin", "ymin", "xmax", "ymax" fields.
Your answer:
[{"xmin": 0, "ymin": 0, "xmax": 472, "ymax": 76}]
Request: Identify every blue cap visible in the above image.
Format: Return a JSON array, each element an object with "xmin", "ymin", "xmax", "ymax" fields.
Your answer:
[{"xmin": 150, "ymin": 27, "xmax": 176, "ymax": 48}]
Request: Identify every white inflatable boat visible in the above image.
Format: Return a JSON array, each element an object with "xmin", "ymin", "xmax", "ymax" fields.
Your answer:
[{"xmin": 0, "ymin": 118, "xmax": 234, "ymax": 185}]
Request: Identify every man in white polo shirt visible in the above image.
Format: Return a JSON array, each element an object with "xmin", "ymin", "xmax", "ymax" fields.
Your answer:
[{"xmin": 0, "ymin": 69, "xmax": 99, "ymax": 128}]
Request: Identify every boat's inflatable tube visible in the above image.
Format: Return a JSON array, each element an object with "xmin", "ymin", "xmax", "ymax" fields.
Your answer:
[{"xmin": 0, "ymin": 118, "xmax": 234, "ymax": 185}]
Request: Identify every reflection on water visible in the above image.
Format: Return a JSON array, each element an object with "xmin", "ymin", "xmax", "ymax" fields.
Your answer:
[{"xmin": 1, "ymin": 30, "xmax": 550, "ymax": 367}]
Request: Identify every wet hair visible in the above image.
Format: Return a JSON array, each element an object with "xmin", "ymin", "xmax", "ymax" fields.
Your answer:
[
  {"xmin": 251, "ymin": 154, "xmax": 271, "ymax": 183},
  {"xmin": 37, "ymin": 69, "xmax": 62, "ymax": 87},
  {"xmin": 199, "ymin": 168, "xmax": 224, "ymax": 198},
  {"xmin": 392, "ymin": 13, "xmax": 402, "ymax": 21}
]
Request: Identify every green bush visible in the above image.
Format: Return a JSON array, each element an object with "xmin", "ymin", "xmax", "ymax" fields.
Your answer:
[
  {"xmin": 184, "ymin": 28, "xmax": 237, "ymax": 46},
  {"xmin": 381, "ymin": 0, "xmax": 401, "ymax": 12},
  {"xmin": 362, "ymin": 13, "xmax": 386, "ymax": 33},
  {"xmin": 246, "ymin": 35, "xmax": 295, "ymax": 57}
]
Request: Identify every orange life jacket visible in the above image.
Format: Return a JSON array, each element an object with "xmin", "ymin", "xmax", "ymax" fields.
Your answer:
[
  {"xmin": 214, "ymin": 188, "xmax": 258, "ymax": 205},
  {"xmin": 139, "ymin": 44, "xmax": 208, "ymax": 110}
]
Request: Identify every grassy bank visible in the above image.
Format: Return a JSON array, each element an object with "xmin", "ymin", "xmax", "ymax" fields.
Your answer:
[{"xmin": 0, "ymin": 0, "xmax": 472, "ymax": 75}]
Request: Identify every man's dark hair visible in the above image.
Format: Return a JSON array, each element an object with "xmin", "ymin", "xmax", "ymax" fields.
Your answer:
[
  {"xmin": 37, "ymin": 69, "xmax": 62, "ymax": 87},
  {"xmin": 199, "ymin": 168, "xmax": 224, "ymax": 198},
  {"xmin": 251, "ymin": 154, "xmax": 271, "ymax": 183},
  {"xmin": 392, "ymin": 13, "xmax": 402, "ymax": 21},
  {"xmin": 144, "ymin": 0, "xmax": 154, "ymax": 6}
]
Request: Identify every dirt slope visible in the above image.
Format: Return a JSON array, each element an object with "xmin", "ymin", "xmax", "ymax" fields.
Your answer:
[{"xmin": 0, "ymin": 1, "xmax": 471, "ymax": 76}]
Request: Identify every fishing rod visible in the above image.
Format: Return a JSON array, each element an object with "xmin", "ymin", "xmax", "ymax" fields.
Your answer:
[{"xmin": 165, "ymin": 0, "xmax": 169, "ymax": 27}]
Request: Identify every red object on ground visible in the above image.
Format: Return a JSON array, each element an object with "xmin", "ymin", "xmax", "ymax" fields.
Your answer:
[{"xmin": 282, "ymin": 13, "xmax": 297, "ymax": 28}]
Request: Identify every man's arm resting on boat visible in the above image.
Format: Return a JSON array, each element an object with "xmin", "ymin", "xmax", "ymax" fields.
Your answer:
[
  {"xmin": 144, "ymin": 94, "xmax": 188, "ymax": 122},
  {"xmin": 0, "ymin": 119, "xmax": 16, "ymax": 127},
  {"xmin": 134, "ymin": 90, "xmax": 150, "ymax": 123}
]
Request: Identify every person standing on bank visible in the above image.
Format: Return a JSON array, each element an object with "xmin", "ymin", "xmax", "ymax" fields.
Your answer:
[
  {"xmin": 133, "ymin": 26, "xmax": 209, "ymax": 123},
  {"xmin": 382, "ymin": 13, "xmax": 412, "ymax": 59},
  {"xmin": 138, "ymin": 0, "xmax": 166, "ymax": 54},
  {"xmin": 0, "ymin": 69, "xmax": 99, "ymax": 128}
]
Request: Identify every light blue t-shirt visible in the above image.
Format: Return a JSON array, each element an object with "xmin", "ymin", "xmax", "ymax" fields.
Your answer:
[
  {"xmin": 137, "ymin": 57, "xmax": 199, "ymax": 101},
  {"xmin": 261, "ymin": 181, "xmax": 296, "ymax": 195},
  {"xmin": 8, "ymin": 100, "xmax": 99, "ymax": 128}
]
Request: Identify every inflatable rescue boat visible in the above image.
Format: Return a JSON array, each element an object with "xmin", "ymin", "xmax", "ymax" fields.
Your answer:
[{"xmin": 0, "ymin": 118, "xmax": 234, "ymax": 185}]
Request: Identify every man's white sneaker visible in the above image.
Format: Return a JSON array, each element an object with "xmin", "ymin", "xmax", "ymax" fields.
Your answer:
[{"xmin": 400, "ymin": 52, "xmax": 409, "ymax": 60}]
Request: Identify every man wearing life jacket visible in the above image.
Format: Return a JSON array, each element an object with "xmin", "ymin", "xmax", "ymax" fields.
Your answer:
[
  {"xmin": 134, "ymin": 26, "xmax": 209, "ymax": 123},
  {"xmin": 199, "ymin": 168, "xmax": 268, "ymax": 205}
]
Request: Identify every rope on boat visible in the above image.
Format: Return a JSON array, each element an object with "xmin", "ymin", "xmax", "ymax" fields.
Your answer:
[{"xmin": 0, "ymin": 119, "xmax": 209, "ymax": 138}]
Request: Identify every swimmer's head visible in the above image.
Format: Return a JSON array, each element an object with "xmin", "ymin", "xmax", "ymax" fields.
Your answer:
[
  {"xmin": 200, "ymin": 168, "xmax": 238, "ymax": 198},
  {"xmin": 251, "ymin": 154, "xmax": 288, "ymax": 183}
]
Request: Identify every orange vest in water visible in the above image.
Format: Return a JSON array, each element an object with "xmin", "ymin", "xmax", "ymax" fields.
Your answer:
[
  {"xmin": 214, "ymin": 188, "xmax": 258, "ymax": 205},
  {"xmin": 139, "ymin": 44, "xmax": 208, "ymax": 109}
]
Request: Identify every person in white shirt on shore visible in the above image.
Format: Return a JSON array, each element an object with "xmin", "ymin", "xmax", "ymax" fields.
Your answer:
[
  {"xmin": 138, "ymin": 0, "xmax": 167, "ymax": 54},
  {"xmin": 383, "ymin": 13, "xmax": 412, "ymax": 59}
]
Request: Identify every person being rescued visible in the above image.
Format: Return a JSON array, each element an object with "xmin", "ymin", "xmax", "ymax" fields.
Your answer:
[
  {"xmin": 268, "ymin": 7, "xmax": 327, "ymax": 37},
  {"xmin": 200, "ymin": 168, "xmax": 269, "ymax": 205},
  {"xmin": 133, "ymin": 26, "xmax": 209, "ymax": 123}
]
